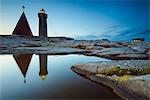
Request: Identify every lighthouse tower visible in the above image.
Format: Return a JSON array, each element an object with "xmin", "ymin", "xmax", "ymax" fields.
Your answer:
[{"xmin": 38, "ymin": 9, "xmax": 47, "ymax": 37}]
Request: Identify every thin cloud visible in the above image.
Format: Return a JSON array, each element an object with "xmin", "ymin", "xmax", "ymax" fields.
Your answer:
[
  {"xmin": 74, "ymin": 27, "xmax": 149, "ymax": 41},
  {"xmin": 107, "ymin": 25, "xmax": 121, "ymax": 29},
  {"xmin": 138, "ymin": 29, "xmax": 150, "ymax": 34}
]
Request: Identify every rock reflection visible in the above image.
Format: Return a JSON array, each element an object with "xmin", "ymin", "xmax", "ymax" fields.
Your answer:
[{"xmin": 13, "ymin": 54, "xmax": 48, "ymax": 82}]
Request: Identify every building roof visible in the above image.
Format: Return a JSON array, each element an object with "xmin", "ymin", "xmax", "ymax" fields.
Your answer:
[
  {"xmin": 12, "ymin": 12, "xmax": 33, "ymax": 36},
  {"xmin": 40, "ymin": 9, "xmax": 45, "ymax": 13}
]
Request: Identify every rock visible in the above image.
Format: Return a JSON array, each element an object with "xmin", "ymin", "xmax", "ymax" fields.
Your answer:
[
  {"xmin": 0, "ymin": 35, "xmax": 149, "ymax": 60},
  {"xmin": 146, "ymin": 51, "xmax": 150, "ymax": 56},
  {"xmin": 71, "ymin": 60, "xmax": 150, "ymax": 99},
  {"xmin": 116, "ymin": 53, "xmax": 148, "ymax": 60},
  {"xmin": 0, "ymin": 45, "xmax": 7, "ymax": 50},
  {"xmin": 98, "ymin": 47, "xmax": 140, "ymax": 55},
  {"xmin": 130, "ymin": 46, "xmax": 149, "ymax": 53},
  {"xmin": 86, "ymin": 47, "xmax": 149, "ymax": 60}
]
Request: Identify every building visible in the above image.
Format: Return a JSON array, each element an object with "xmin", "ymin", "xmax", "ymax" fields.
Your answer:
[
  {"xmin": 12, "ymin": 8, "xmax": 48, "ymax": 37},
  {"xmin": 12, "ymin": 7, "xmax": 48, "ymax": 81},
  {"xmin": 101, "ymin": 39, "xmax": 109, "ymax": 42},
  {"xmin": 132, "ymin": 38, "xmax": 144, "ymax": 42},
  {"xmin": 12, "ymin": 11, "xmax": 33, "ymax": 36},
  {"xmin": 38, "ymin": 9, "xmax": 48, "ymax": 37}
]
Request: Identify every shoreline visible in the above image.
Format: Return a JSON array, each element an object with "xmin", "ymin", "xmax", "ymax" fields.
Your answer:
[
  {"xmin": 1, "ymin": 35, "xmax": 150, "ymax": 99},
  {"xmin": 0, "ymin": 35, "xmax": 149, "ymax": 60},
  {"xmin": 71, "ymin": 60, "xmax": 150, "ymax": 99}
]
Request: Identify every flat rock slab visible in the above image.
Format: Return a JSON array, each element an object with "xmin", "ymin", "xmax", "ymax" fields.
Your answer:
[
  {"xmin": 72, "ymin": 60, "xmax": 150, "ymax": 99},
  {"xmin": 0, "ymin": 47, "xmax": 88, "ymax": 55},
  {"xmin": 0, "ymin": 35, "xmax": 150, "ymax": 60}
]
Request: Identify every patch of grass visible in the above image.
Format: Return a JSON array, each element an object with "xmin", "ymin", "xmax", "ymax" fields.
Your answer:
[
  {"xmin": 115, "ymin": 75, "xmax": 132, "ymax": 81},
  {"xmin": 139, "ymin": 67, "xmax": 150, "ymax": 75},
  {"xmin": 98, "ymin": 66, "xmax": 150, "ymax": 76},
  {"xmin": 100, "ymin": 66, "xmax": 121, "ymax": 76}
]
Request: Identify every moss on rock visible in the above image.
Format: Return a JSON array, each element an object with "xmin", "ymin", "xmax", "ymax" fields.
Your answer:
[
  {"xmin": 98, "ymin": 66, "xmax": 150, "ymax": 76},
  {"xmin": 115, "ymin": 75, "xmax": 132, "ymax": 81}
]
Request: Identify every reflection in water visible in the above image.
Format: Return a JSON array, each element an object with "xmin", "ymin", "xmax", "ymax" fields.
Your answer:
[
  {"xmin": 13, "ymin": 54, "xmax": 33, "ymax": 83},
  {"xmin": 39, "ymin": 54, "xmax": 48, "ymax": 80},
  {"xmin": 13, "ymin": 54, "xmax": 48, "ymax": 82},
  {"xmin": 1, "ymin": 54, "xmax": 121, "ymax": 99}
]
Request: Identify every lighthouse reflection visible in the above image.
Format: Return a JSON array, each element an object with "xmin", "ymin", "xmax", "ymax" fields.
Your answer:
[
  {"xmin": 39, "ymin": 54, "xmax": 48, "ymax": 80},
  {"xmin": 13, "ymin": 54, "xmax": 48, "ymax": 82}
]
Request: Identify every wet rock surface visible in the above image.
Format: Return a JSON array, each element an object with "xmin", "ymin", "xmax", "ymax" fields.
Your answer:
[
  {"xmin": 72, "ymin": 60, "xmax": 150, "ymax": 99},
  {"xmin": 0, "ymin": 35, "xmax": 149, "ymax": 60},
  {"xmin": 0, "ymin": 35, "xmax": 85, "ymax": 55}
]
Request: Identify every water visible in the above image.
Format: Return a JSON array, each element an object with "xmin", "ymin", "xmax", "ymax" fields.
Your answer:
[{"xmin": 0, "ymin": 54, "xmax": 121, "ymax": 99}]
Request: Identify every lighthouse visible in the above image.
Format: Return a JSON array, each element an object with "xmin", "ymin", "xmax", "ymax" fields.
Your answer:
[{"xmin": 38, "ymin": 9, "xmax": 48, "ymax": 37}]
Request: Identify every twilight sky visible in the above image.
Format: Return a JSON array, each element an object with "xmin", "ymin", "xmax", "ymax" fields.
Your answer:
[{"xmin": 0, "ymin": 0, "xmax": 149, "ymax": 41}]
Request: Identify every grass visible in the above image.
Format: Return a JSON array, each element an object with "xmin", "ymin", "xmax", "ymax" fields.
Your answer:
[
  {"xmin": 115, "ymin": 75, "xmax": 132, "ymax": 81},
  {"xmin": 98, "ymin": 66, "xmax": 150, "ymax": 76},
  {"xmin": 96, "ymin": 66, "xmax": 150, "ymax": 81}
]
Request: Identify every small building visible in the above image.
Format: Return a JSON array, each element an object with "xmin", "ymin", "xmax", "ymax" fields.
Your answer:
[
  {"xmin": 132, "ymin": 38, "xmax": 144, "ymax": 42},
  {"xmin": 101, "ymin": 39, "xmax": 109, "ymax": 42}
]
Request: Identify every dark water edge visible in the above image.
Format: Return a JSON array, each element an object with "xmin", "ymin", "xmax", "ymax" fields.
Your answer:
[{"xmin": 0, "ymin": 54, "xmax": 122, "ymax": 99}]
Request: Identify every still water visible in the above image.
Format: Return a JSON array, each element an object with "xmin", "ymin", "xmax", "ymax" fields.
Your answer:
[{"xmin": 0, "ymin": 54, "xmax": 120, "ymax": 99}]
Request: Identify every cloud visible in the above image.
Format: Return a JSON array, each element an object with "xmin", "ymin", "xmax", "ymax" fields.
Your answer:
[
  {"xmin": 133, "ymin": 29, "xmax": 150, "ymax": 41},
  {"xmin": 115, "ymin": 29, "xmax": 136, "ymax": 37},
  {"xmin": 74, "ymin": 25, "xmax": 124, "ymax": 40},
  {"xmin": 137, "ymin": 29, "xmax": 150, "ymax": 35},
  {"xmin": 74, "ymin": 24, "xmax": 149, "ymax": 41},
  {"xmin": 106, "ymin": 25, "xmax": 121, "ymax": 29},
  {"xmin": 111, "ymin": 29, "xmax": 150, "ymax": 41}
]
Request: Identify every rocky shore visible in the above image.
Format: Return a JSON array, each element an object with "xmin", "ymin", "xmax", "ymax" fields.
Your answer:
[
  {"xmin": 0, "ymin": 35, "xmax": 149, "ymax": 60},
  {"xmin": 71, "ymin": 60, "xmax": 150, "ymax": 99},
  {"xmin": 0, "ymin": 35, "xmax": 86, "ymax": 55},
  {"xmin": 0, "ymin": 35, "xmax": 150, "ymax": 99}
]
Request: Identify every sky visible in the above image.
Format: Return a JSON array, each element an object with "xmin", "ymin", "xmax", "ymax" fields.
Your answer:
[{"xmin": 0, "ymin": 0, "xmax": 149, "ymax": 41}]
